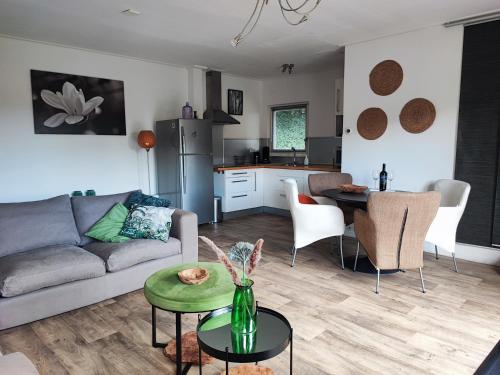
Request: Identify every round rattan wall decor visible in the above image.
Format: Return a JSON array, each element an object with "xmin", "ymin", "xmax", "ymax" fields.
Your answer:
[
  {"xmin": 357, "ymin": 107, "xmax": 388, "ymax": 140},
  {"xmin": 369, "ymin": 60, "xmax": 403, "ymax": 96},
  {"xmin": 399, "ymin": 98, "xmax": 436, "ymax": 134}
]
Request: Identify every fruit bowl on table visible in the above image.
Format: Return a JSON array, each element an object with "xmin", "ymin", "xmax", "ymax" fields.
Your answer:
[
  {"xmin": 178, "ymin": 267, "xmax": 209, "ymax": 285},
  {"xmin": 339, "ymin": 184, "xmax": 368, "ymax": 194}
]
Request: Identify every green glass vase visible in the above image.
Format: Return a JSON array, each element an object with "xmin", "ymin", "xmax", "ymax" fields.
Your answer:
[
  {"xmin": 231, "ymin": 329, "xmax": 256, "ymax": 354},
  {"xmin": 231, "ymin": 279, "xmax": 257, "ymax": 335}
]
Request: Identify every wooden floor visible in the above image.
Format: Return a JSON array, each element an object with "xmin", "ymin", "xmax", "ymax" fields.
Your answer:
[{"xmin": 1, "ymin": 213, "xmax": 500, "ymax": 374}]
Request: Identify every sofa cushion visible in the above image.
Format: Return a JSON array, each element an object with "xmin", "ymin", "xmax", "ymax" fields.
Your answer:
[
  {"xmin": 85, "ymin": 203, "xmax": 130, "ymax": 243},
  {"xmin": 120, "ymin": 206, "xmax": 175, "ymax": 242},
  {"xmin": 72, "ymin": 191, "xmax": 137, "ymax": 246},
  {"xmin": 0, "ymin": 195, "xmax": 80, "ymax": 258},
  {"xmin": 124, "ymin": 191, "xmax": 171, "ymax": 209},
  {"xmin": 0, "ymin": 245, "xmax": 106, "ymax": 297},
  {"xmin": 84, "ymin": 238, "xmax": 181, "ymax": 272}
]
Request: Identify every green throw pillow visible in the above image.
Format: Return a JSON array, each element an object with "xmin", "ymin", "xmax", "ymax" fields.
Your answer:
[
  {"xmin": 85, "ymin": 203, "xmax": 131, "ymax": 243},
  {"xmin": 120, "ymin": 205, "xmax": 175, "ymax": 242}
]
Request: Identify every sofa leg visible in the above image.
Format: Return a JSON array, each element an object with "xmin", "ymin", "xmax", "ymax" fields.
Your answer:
[
  {"xmin": 435, "ymin": 245, "xmax": 439, "ymax": 259},
  {"xmin": 375, "ymin": 268, "xmax": 380, "ymax": 294}
]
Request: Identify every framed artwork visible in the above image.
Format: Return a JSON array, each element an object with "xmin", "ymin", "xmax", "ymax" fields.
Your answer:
[
  {"xmin": 30, "ymin": 69, "xmax": 126, "ymax": 135},
  {"xmin": 228, "ymin": 89, "xmax": 243, "ymax": 116}
]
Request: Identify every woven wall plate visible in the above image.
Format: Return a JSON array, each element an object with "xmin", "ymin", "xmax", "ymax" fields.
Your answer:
[
  {"xmin": 400, "ymin": 98, "xmax": 436, "ymax": 134},
  {"xmin": 357, "ymin": 107, "xmax": 388, "ymax": 140},
  {"xmin": 369, "ymin": 60, "xmax": 403, "ymax": 96}
]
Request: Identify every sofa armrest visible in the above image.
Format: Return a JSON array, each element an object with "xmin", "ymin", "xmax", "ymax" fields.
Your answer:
[{"xmin": 171, "ymin": 209, "xmax": 198, "ymax": 263}]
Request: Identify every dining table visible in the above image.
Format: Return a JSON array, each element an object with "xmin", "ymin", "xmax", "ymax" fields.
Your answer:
[{"xmin": 321, "ymin": 188, "xmax": 399, "ymax": 275}]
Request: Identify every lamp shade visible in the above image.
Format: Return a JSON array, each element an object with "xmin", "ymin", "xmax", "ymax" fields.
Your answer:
[{"xmin": 138, "ymin": 130, "xmax": 156, "ymax": 150}]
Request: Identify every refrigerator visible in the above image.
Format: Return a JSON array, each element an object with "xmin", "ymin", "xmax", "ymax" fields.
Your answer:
[{"xmin": 155, "ymin": 119, "xmax": 214, "ymax": 224}]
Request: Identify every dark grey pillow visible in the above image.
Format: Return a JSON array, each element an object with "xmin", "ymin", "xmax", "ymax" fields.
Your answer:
[
  {"xmin": 71, "ymin": 191, "xmax": 138, "ymax": 246},
  {"xmin": 0, "ymin": 195, "xmax": 80, "ymax": 258}
]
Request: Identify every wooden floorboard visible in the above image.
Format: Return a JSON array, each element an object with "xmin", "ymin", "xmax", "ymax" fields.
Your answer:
[{"xmin": 1, "ymin": 213, "xmax": 499, "ymax": 374}]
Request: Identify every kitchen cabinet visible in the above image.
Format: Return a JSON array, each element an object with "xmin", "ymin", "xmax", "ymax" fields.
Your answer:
[
  {"xmin": 214, "ymin": 169, "xmax": 263, "ymax": 212},
  {"xmin": 215, "ymin": 168, "xmax": 327, "ymax": 213}
]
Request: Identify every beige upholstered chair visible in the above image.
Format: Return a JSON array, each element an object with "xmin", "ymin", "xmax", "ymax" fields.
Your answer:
[
  {"xmin": 308, "ymin": 172, "xmax": 354, "ymax": 224},
  {"xmin": 354, "ymin": 192, "xmax": 440, "ymax": 294}
]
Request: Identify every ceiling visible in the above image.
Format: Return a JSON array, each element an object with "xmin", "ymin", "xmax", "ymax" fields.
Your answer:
[{"xmin": 0, "ymin": 0, "xmax": 498, "ymax": 78}]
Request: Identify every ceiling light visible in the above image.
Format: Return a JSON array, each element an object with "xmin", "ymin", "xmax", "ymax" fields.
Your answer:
[
  {"xmin": 232, "ymin": 0, "xmax": 321, "ymax": 47},
  {"xmin": 121, "ymin": 9, "xmax": 141, "ymax": 16}
]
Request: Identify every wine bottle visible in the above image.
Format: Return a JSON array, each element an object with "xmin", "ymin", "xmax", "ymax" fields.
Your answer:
[{"xmin": 379, "ymin": 163, "xmax": 388, "ymax": 191}]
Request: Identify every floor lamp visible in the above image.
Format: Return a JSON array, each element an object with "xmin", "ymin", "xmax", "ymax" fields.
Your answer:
[{"xmin": 137, "ymin": 130, "xmax": 157, "ymax": 195}]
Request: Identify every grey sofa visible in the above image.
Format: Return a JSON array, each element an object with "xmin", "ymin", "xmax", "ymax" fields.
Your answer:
[{"xmin": 0, "ymin": 191, "xmax": 198, "ymax": 330}]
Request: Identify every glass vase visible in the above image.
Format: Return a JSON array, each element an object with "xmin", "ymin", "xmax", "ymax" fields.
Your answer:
[{"xmin": 231, "ymin": 279, "xmax": 257, "ymax": 335}]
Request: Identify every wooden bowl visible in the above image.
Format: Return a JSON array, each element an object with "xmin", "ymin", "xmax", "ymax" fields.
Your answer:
[
  {"xmin": 178, "ymin": 267, "xmax": 209, "ymax": 285},
  {"xmin": 339, "ymin": 184, "xmax": 368, "ymax": 194}
]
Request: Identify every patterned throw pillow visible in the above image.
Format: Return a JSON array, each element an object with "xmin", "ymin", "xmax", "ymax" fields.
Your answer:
[
  {"xmin": 120, "ymin": 205, "xmax": 175, "ymax": 242},
  {"xmin": 124, "ymin": 191, "xmax": 171, "ymax": 209}
]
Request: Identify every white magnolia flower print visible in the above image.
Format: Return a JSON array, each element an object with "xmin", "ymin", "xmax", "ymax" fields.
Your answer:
[{"xmin": 40, "ymin": 81, "xmax": 104, "ymax": 127}]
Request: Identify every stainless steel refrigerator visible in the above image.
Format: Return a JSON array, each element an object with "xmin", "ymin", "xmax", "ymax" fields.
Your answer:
[{"xmin": 155, "ymin": 119, "xmax": 214, "ymax": 224}]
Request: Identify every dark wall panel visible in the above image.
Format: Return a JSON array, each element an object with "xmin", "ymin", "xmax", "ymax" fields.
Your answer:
[{"xmin": 455, "ymin": 20, "xmax": 500, "ymax": 247}]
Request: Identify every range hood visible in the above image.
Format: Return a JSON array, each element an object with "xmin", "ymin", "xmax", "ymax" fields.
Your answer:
[{"xmin": 203, "ymin": 70, "xmax": 240, "ymax": 125}]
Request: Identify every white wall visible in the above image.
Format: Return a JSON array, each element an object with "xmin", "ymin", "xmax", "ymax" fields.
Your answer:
[
  {"xmin": 342, "ymin": 26, "xmax": 464, "ymax": 192},
  {"xmin": 261, "ymin": 67, "xmax": 344, "ymax": 140},
  {"xmin": 221, "ymin": 74, "xmax": 263, "ymax": 139},
  {"xmin": 0, "ymin": 36, "xmax": 188, "ymax": 202}
]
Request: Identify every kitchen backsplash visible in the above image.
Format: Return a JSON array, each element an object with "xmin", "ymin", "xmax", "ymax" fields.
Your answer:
[{"xmin": 214, "ymin": 136, "xmax": 341, "ymax": 166}]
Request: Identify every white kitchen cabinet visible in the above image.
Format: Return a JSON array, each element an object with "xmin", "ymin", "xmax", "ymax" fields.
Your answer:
[
  {"xmin": 214, "ymin": 169, "xmax": 263, "ymax": 212},
  {"xmin": 263, "ymin": 169, "xmax": 305, "ymax": 210},
  {"xmin": 215, "ymin": 168, "xmax": 330, "ymax": 213}
]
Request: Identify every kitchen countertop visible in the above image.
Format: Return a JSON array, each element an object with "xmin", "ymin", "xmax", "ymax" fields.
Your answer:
[{"xmin": 214, "ymin": 163, "xmax": 340, "ymax": 173}]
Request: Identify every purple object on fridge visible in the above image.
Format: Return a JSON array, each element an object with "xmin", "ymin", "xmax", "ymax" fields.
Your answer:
[{"xmin": 182, "ymin": 102, "xmax": 193, "ymax": 119}]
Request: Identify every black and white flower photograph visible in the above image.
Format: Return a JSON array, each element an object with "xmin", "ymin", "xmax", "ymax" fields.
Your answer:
[{"xmin": 31, "ymin": 69, "xmax": 126, "ymax": 135}]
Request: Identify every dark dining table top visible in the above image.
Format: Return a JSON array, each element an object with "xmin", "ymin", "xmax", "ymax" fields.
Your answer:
[
  {"xmin": 322, "ymin": 188, "xmax": 406, "ymax": 209},
  {"xmin": 322, "ymin": 188, "xmax": 370, "ymax": 205}
]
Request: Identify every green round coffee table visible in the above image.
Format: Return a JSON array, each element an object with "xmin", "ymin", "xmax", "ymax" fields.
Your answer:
[{"xmin": 144, "ymin": 262, "xmax": 235, "ymax": 375}]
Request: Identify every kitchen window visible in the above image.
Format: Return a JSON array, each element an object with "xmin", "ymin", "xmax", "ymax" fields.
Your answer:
[{"xmin": 271, "ymin": 103, "xmax": 307, "ymax": 152}]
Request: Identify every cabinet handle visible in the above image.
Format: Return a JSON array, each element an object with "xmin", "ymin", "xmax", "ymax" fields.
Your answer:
[
  {"xmin": 231, "ymin": 180, "xmax": 247, "ymax": 183},
  {"xmin": 231, "ymin": 172, "xmax": 247, "ymax": 175},
  {"xmin": 232, "ymin": 194, "xmax": 248, "ymax": 198},
  {"xmin": 280, "ymin": 193, "xmax": 286, "ymax": 197}
]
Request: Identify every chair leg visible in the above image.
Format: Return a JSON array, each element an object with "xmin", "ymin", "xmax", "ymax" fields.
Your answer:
[
  {"xmin": 353, "ymin": 242, "xmax": 360, "ymax": 272},
  {"xmin": 290, "ymin": 245, "xmax": 297, "ymax": 267},
  {"xmin": 434, "ymin": 245, "xmax": 439, "ymax": 259},
  {"xmin": 452, "ymin": 252, "xmax": 459, "ymax": 273},
  {"xmin": 375, "ymin": 268, "xmax": 380, "ymax": 294},
  {"xmin": 339, "ymin": 236, "xmax": 344, "ymax": 270},
  {"xmin": 419, "ymin": 267, "xmax": 426, "ymax": 293}
]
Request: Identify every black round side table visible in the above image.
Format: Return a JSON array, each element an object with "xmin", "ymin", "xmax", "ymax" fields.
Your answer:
[{"xmin": 197, "ymin": 306, "xmax": 293, "ymax": 374}]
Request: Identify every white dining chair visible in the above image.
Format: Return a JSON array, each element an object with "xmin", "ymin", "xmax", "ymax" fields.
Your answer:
[
  {"xmin": 283, "ymin": 179, "xmax": 346, "ymax": 268},
  {"xmin": 425, "ymin": 179, "xmax": 471, "ymax": 272}
]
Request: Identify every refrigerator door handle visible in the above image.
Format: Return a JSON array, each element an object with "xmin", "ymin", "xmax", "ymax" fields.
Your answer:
[
  {"xmin": 181, "ymin": 126, "xmax": 187, "ymax": 154},
  {"xmin": 181, "ymin": 127, "xmax": 187, "ymax": 194},
  {"xmin": 182, "ymin": 155, "xmax": 187, "ymax": 194}
]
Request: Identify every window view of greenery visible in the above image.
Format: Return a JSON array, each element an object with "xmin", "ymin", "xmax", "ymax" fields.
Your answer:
[{"xmin": 272, "ymin": 106, "xmax": 307, "ymax": 151}]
